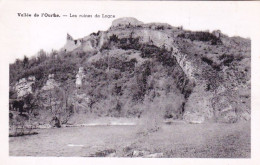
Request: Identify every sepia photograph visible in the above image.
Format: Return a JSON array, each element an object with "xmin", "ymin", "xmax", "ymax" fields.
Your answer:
[{"xmin": 1, "ymin": 1, "xmax": 260, "ymax": 164}]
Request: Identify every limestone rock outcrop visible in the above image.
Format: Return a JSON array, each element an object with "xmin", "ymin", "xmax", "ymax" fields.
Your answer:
[
  {"xmin": 15, "ymin": 76, "xmax": 35, "ymax": 98},
  {"xmin": 42, "ymin": 74, "xmax": 60, "ymax": 90},
  {"xmin": 76, "ymin": 67, "xmax": 85, "ymax": 88},
  {"xmin": 111, "ymin": 17, "xmax": 144, "ymax": 28},
  {"xmin": 10, "ymin": 17, "xmax": 250, "ymax": 124},
  {"xmin": 59, "ymin": 18, "xmax": 250, "ymax": 123}
]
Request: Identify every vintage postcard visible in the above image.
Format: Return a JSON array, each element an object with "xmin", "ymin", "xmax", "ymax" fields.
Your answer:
[{"xmin": 0, "ymin": 1, "xmax": 260, "ymax": 165}]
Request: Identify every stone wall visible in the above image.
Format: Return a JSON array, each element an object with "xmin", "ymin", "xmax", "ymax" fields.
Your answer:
[
  {"xmin": 111, "ymin": 17, "xmax": 144, "ymax": 28},
  {"xmin": 62, "ymin": 33, "xmax": 82, "ymax": 52}
]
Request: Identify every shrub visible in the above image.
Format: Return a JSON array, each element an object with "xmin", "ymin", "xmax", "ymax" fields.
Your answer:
[
  {"xmin": 178, "ymin": 31, "xmax": 222, "ymax": 45},
  {"xmin": 201, "ymin": 57, "xmax": 213, "ymax": 65}
]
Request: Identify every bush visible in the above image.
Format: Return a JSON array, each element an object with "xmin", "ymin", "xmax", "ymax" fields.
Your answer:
[
  {"xmin": 178, "ymin": 31, "xmax": 222, "ymax": 45},
  {"xmin": 201, "ymin": 57, "xmax": 213, "ymax": 65}
]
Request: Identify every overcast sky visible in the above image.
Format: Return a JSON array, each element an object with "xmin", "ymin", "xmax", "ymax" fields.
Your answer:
[{"xmin": 1, "ymin": 1, "xmax": 260, "ymax": 63}]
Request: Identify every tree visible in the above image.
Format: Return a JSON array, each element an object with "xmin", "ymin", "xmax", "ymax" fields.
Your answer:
[
  {"xmin": 23, "ymin": 55, "xmax": 29, "ymax": 68},
  {"xmin": 37, "ymin": 49, "xmax": 47, "ymax": 63},
  {"xmin": 39, "ymin": 85, "xmax": 75, "ymax": 127},
  {"xmin": 23, "ymin": 93, "xmax": 38, "ymax": 114}
]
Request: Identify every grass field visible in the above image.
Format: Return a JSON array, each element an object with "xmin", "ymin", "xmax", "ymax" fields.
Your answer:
[{"xmin": 9, "ymin": 120, "xmax": 250, "ymax": 158}]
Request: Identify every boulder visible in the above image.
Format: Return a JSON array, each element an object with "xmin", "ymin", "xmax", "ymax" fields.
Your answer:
[
  {"xmin": 132, "ymin": 150, "xmax": 150, "ymax": 157},
  {"xmin": 38, "ymin": 124, "xmax": 52, "ymax": 129},
  {"xmin": 183, "ymin": 112, "xmax": 205, "ymax": 124},
  {"xmin": 218, "ymin": 110, "xmax": 238, "ymax": 123}
]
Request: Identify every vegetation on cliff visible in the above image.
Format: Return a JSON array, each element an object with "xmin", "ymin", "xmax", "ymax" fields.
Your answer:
[{"xmin": 9, "ymin": 18, "xmax": 250, "ymax": 128}]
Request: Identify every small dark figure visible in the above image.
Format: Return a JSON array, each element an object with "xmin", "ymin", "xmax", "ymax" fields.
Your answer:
[
  {"xmin": 12, "ymin": 100, "xmax": 25, "ymax": 114},
  {"xmin": 50, "ymin": 116, "xmax": 61, "ymax": 128},
  {"xmin": 9, "ymin": 112, "xmax": 13, "ymax": 120}
]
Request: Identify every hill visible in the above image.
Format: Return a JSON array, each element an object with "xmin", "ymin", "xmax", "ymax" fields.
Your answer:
[{"xmin": 9, "ymin": 17, "xmax": 251, "ymax": 126}]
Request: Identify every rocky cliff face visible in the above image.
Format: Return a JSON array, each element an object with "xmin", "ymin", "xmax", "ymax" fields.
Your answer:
[
  {"xmin": 14, "ymin": 76, "xmax": 35, "ymax": 98},
  {"xmin": 9, "ymin": 17, "xmax": 251, "ymax": 124},
  {"xmin": 76, "ymin": 67, "xmax": 85, "ymax": 88},
  {"xmin": 42, "ymin": 74, "xmax": 60, "ymax": 90}
]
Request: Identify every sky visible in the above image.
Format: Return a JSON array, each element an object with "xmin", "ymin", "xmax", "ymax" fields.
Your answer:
[{"xmin": 1, "ymin": 1, "xmax": 260, "ymax": 63}]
